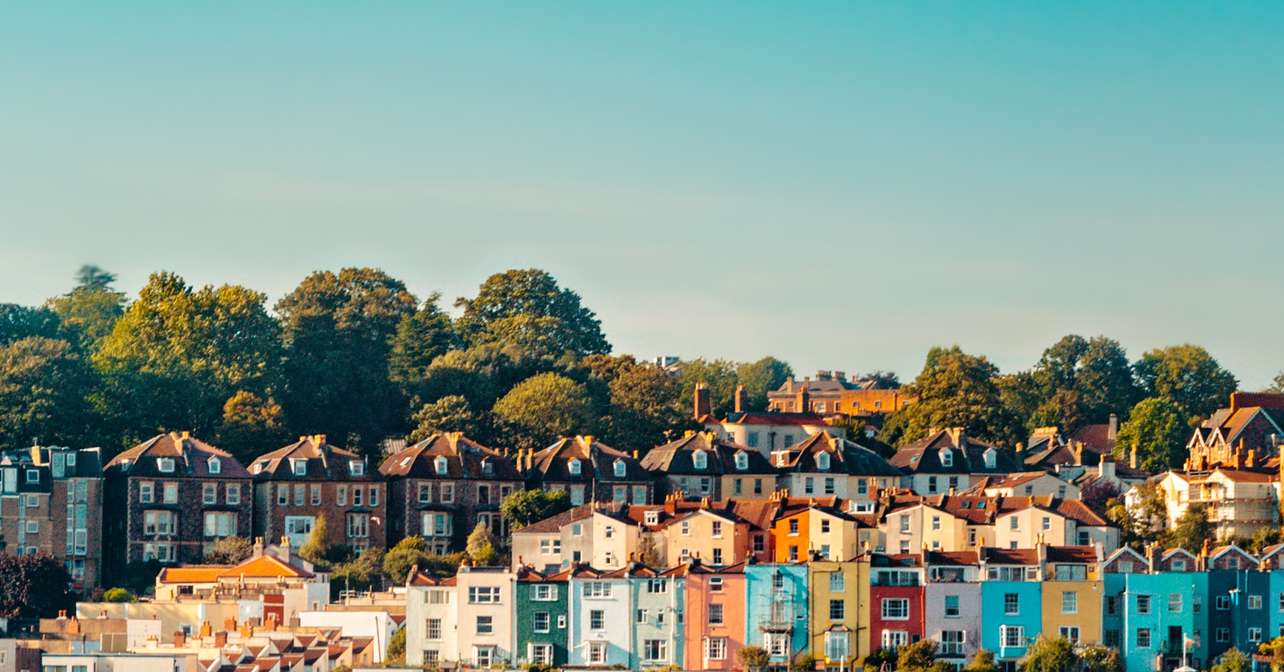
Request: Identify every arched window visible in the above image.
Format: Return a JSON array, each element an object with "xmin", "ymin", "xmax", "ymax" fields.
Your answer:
[
  {"xmin": 207, "ymin": 457, "xmax": 221, "ymax": 475},
  {"xmin": 569, "ymin": 458, "xmax": 582, "ymax": 476},
  {"xmin": 817, "ymin": 452, "xmax": 831, "ymax": 471},
  {"xmin": 693, "ymin": 450, "xmax": 708, "ymax": 470}
]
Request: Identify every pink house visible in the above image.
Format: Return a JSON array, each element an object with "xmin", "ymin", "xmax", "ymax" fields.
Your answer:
[{"xmin": 683, "ymin": 560, "xmax": 748, "ymax": 672}]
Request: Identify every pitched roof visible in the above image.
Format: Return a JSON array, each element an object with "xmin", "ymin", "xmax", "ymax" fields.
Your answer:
[
  {"xmin": 891, "ymin": 429, "xmax": 1016, "ymax": 475},
  {"xmin": 378, "ymin": 432, "xmax": 519, "ymax": 480},
  {"xmin": 721, "ymin": 412, "xmax": 831, "ymax": 427},
  {"xmin": 250, "ymin": 435, "xmax": 376, "ymax": 481},
  {"xmin": 512, "ymin": 503, "xmax": 594, "ymax": 535},
  {"xmin": 159, "ymin": 553, "xmax": 312, "ymax": 583},
  {"xmin": 106, "ymin": 432, "xmax": 250, "ymax": 478},
  {"xmin": 980, "ymin": 547, "xmax": 1039, "ymax": 565},
  {"xmin": 1045, "ymin": 545, "xmax": 1098, "ymax": 563},
  {"xmin": 923, "ymin": 550, "xmax": 979, "ymax": 566},
  {"xmin": 526, "ymin": 436, "xmax": 649, "ymax": 482},
  {"xmin": 641, "ymin": 432, "xmax": 775, "ymax": 476},
  {"xmin": 772, "ymin": 432, "xmax": 901, "ymax": 477}
]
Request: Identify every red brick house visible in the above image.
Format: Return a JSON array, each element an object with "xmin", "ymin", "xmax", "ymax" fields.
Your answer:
[
  {"xmin": 516, "ymin": 435, "xmax": 654, "ymax": 506},
  {"xmin": 249, "ymin": 435, "xmax": 386, "ymax": 552}
]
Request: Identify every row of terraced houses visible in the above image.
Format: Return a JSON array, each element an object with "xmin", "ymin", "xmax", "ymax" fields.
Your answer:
[{"xmin": 405, "ymin": 541, "xmax": 1284, "ymax": 672}]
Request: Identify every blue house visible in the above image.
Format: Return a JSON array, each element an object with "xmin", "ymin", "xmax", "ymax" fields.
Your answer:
[
  {"xmin": 745, "ymin": 563, "xmax": 809, "ymax": 669},
  {"xmin": 979, "ymin": 548, "xmax": 1043, "ymax": 669},
  {"xmin": 1102, "ymin": 546, "xmax": 1209, "ymax": 672},
  {"xmin": 1206, "ymin": 544, "xmax": 1267, "ymax": 661},
  {"xmin": 1263, "ymin": 544, "xmax": 1284, "ymax": 642}
]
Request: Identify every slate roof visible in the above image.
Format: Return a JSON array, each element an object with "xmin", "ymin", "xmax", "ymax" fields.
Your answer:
[
  {"xmin": 891, "ymin": 429, "xmax": 1017, "ymax": 475},
  {"xmin": 378, "ymin": 432, "xmax": 520, "ymax": 480},
  {"xmin": 251, "ymin": 435, "xmax": 378, "ymax": 481},
  {"xmin": 525, "ymin": 435, "xmax": 649, "ymax": 483},
  {"xmin": 511, "ymin": 503, "xmax": 595, "ymax": 535},
  {"xmin": 105, "ymin": 432, "xmax": 250, "ymax": 479},
  {"xmin": 641, "ymin": 432, "xmax": 775, "ymax": 476},
  {"xmin": 773, "ymin": 432, "xmax": 901, "ymax": 477}
]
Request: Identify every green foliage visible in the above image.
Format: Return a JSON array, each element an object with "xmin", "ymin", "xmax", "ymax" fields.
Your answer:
[
  {"xmin": 1135, "ymin": 344, "xmax": 1237, "ymax": 424},
  {"xmin": 0, "ymin": 553, "xmax": 73, "ymax": 618},
  {"xmin": 216, "ymin": 390, "xmax": 286, "ymax": 465},
  {"xmin": 45, "ymin": 265, "xmax": 126, "ymax": 349},
  {"xmin": 493, "ymin": 372, "xmax": 596, "ymax": 450},
  {"xmin": 0, "ymin": 336, "xmax": 96, "ymax": 450},
  {"xmin": 0, "ymin": 304, "xmax": 65, "ymax": 345},
  {"xmin": 1212, "ymin": 647, "xmax": 1251, "ymax": 672},
  {"xmin": 409, "ymin": 395, "xmax": 486, "ymax": 442},
  {"xmin": 455, "ymin": 268, "xmax": 610, "ymax": 357},
  {"xmin": 385, "ymin": 627, "xmax": 406, "ymax": 665},
  {"xmin": 1077, "ymin": 645, "xmax": 1123, "ymax": 672},
  {"xmin": 678, "ymin": 358, "xmax": 740, "ymax": 417},
  {"xmin": 735, "ymin": 357, "xmax": 794, "ymax": 411},
  {"xmin": 1020, "ymin": 635, "xmax": 1075, "ymax": 672},
  {"xmin": 1021, "ymin": 335, "xmax": 1140, "ymax": 432},
  {"xmin": 604, "ymin": 361, "xmax": 687, "ymax": 453},
  {"xmin": 466, "ymin": 521, "xmax": 498, "ymax": 565},
  {"xmin": 1115, "ymin": 396, "xmax": 1189, "ymax": 471},
  {"xmin": 330, "ymin": 546, "xmax": 385, "ymax": 596},
  {"xmin": 1258, "ymin": 635, "xmax": 1284, "ymax": 672},
  {"xmin": 738, "ymin": 645, "xmax": 771, "ymax": 670},
  {"xmin": 501, "ymin": 489, "xmax": 571, "ymax": 530},
  {"xmin": 120, "ymin": 560, "xmax": 162, "ymax": 596},
  {"xmin": 895, "ymin": 638, "xmax": 941, "ymax": 672},
  {"xmin": 205, "ymin": 536, "xmax": 254, "ymax": 564},
  {"xmin": 389, "ymin": 293, "xmax": 460, "ymax": 394},
  {"xmin": 880, "ymin": 345, "xmax": 1021, "ymax": 446},
  {"xmin": 276, "ymin": 267, "xmax": 418, "ymax": 454},
  {"xmin": 383, "ymin": 536, "xmax": 431, "ymax": 584},
  {"xmin": 789, "ymin": 654, "xmax": 817, "ymax": 672},
  {"xmin": 299, "ymin": 515, "xmax": 332, "ymax": 568},
  {"xmin": 102, "ymin": 587, "xmax": 136, "ymax": 603},
  {"xmin": 963, "ymin": 649, "xmax": 999, "ymax": 672},
  {"xmin": 1166, "ymin": 504, "xmax": 1213, "ymax": 553}
]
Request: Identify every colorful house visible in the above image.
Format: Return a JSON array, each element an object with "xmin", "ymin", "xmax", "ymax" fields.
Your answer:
[
  {"xmin": 515, "ymin": 565, "xmax": 570, "ymax": 667},
  {"xmin": 455, "ymin": 564, "xmax": 516, "ymax": 667},
  {"xmin": 567, "ymin": 565, "xmax": 633, "ymax": 668},
  {"xmin": 979, "ymin": 547, "xmax": 1043, "ymax": 667},
  {"xmin": 629, "ymin": 564, "xmax": 687, "ymax": 670},
  {"xmin": 745, "ymin": 563, "xmax": 810, "ymax": 668},
  {"xmin": 405, "ymin": 571, "xmax": 459, "ymax": 666},
  {"xmin": 922, "ymin": 550, "xmax": 982, "ymax": 667},
  {"xmin": 1206, "ymin": 544, "xmax": 1266, "ymax": 660},
  {"xmin": 684, "ymin": 560, "xmax": 748, "ymax": 672},
  {"xmin": 1101, "ymin": 545, "xmax": 1209, "ymax": 672},
  {"xmin": 868, "ymin": 553, "xmax": 925, "ymax": 654},
  {"xmin": 1039, "ymin": 545, "xmax": 1104, "ymax": 647},
  {"xmin": 807, "ymin": 556, "xmax": 871, "ymax": 666}
]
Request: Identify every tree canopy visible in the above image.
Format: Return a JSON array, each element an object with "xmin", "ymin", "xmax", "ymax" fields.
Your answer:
[
  {"xmin": 1134, "ymin": 344, "xmax": 1237, "ymax": 424},
  {"xmin": 456, "ymin": 269, "xmax": 610, "ymax": 357},
  {"xmin": 1114, "ymin": 396, "xmax": 1189, "ymax": 471},
  {"xmin": 492, "ymin": 372, "xmax": 597, "ymax": 450}
]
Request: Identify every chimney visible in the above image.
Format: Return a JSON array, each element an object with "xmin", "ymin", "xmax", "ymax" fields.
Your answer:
[
  {"xmin": 279, "ymin": 536, "xmax": 291, "ymax": 564},
  {"xmin": 694, "ymin": 384, "xmax": 712, "ymax": 419},
  {"xmin": 734, "ymin": 385, "xmax": 749, "ymax": 414},
  {"xmin": 224, "ymin": 618, "xmax": 237, "ymax": 632},
  {"xmin": 174, "ymin": 630, "xmax": 187, "ymax": 647},
  {"xmin": 252, "ymin": 537, "xmax": 264, "ymax": 558},
  {"xmin": 796, "ymin": 387, "xmax": 810, "ymax": 414},
  {"xmin": 1098, "ymin": 453, "xmax": 1116, "ymax": 481},
  {"xmin": 198, "ymin": 621, "xmax": 212, "ymax": 638},
  {"xmin": 1071, "ymin": 441, "xmax": 1084, "ymax": 466},
  {"xmin": 1107, "ymin": 413, "xmax": 1119, "ymax": 441},
  {"xmin": 214, "ymin": 631, "xmax": 228, "ymax": 647},
  {"xmin": 1129, "ymin": 445, "xmax": 1138, "ymax": 470}
]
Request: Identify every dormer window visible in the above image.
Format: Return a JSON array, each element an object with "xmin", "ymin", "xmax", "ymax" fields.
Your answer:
[
  {"xmin": 157, "ymin": 458, "xmax": 175, "ymax": 473},
  {"xmin": 693, "ymin": 450, "xmax": 708, "ymax": 470},
  {"xmin": 569, "ymin": 458, "xmax": 582, "ymax": 476},
  {"xmin": 613, "ymin": 459, "xmax": 626, "ymax": 478},
  {"xmin": 25, "ymin": 469, "xmax": 38, "ymax": 484},
  {"xmin": 207, "ymin": 457, "xmax": 221, "ymax": 475},
  {"xmin": 817, "ymin": 452, "xmax": 831, "ymax": 471},
  {"xmin": 940, "ymin": 449, "xmax": 953, "ymax": 468},
  {"xmin": 66, "ymin": 453, "xmax": 76, "ymax": 467},
  {"xmin": 434, "ymin": 456, "xmax": 448, "ymax": 475},
  {"xmin": 482, "ymin": 459, "xmax": 494, "ymax": 477},
  {"xmin": 734, "ymin": 452, "xmax": 748, "ymax": 471},
  {"xmin": 291, "ymin": 458, "xmax": 306, "ymax": 477},
  {"xmin": 645, "ymin": 511, "xmax": 659, "ymax": 525},
  {"xmin": 983, "ymin": 449, "xmax": 996, "ymax": 470},
  {"xmin": 349, "ymin": 460, "xmax": 364, "ymax": 477}
]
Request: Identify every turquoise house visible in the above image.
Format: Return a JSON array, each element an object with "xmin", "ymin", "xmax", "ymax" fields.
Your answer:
[
  {"xmin": 1104, "ymin": 559, "xmax": 1209, "ymax": 671},
  {"xmin": 745, "ymin": 563, "xmax": 809, "ymax": 668},
  {"xmin": 1264, "ymin": 545, "xmax": 1284, "ymax": 644},
  {"xmin": 979, "ymin": 548, "xmax": 1043, "ymax": 667},
  {"xmin": 1206, "ymin": 545, "xmax": 1267, "ymax": 662}
]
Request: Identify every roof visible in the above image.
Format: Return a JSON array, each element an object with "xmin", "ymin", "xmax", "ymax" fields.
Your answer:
[
  {"xmin": 159, "ymin": 553, "xmax": 312, "ymax": 583},
  {"xmin": 641, "ymin": 432, "xmax": 775, "ymax": 476},
  {"xmin": 721, "ymin": 412, "xmax": 831, "ymax": 427},
  {"xmin": 994, "ymin": 496, "xmax": 1109, "ymax": 527},
  {"xmin": 771, "ymin": 432, "xmax": 901, "ymax": 477},
  {"xmin": 512, "ymin": 504, "xmax": 595, "ymax": 535},
  {"xmin": 250, "ymin": 435, "xmax": 376, "ymax": 481},
  {"xmin": 1045, "ymin": 545, "xmax": 1098, "ymax": 563},
  {"xmin": 524, "ymin": 436, "xmax": 649, "ymax": 483},
  {"xmin": 923, "ymin": 550, "xmax": 979, "ymax": 566},
  {"xmin": 378, "ymin": 432, "xmax": 520, "ymax": 481},
  {"xmin": 105, "ymin": 432, "xmax": 250, "ymax": 479},
  {"xmin": 891, "ymin": 429, "xmax": 1017, "ymax": 475},
  {"xmin": 980, "ymin": 547, "xmax": 1039, "ymax": 565}
]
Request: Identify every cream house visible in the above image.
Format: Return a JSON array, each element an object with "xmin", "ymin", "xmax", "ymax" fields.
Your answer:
[{"xmin": 455, "ymin": 565, "xmax": 515, "ymax": 667}]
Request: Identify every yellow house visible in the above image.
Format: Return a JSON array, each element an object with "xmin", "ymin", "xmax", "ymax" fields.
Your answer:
[
  {"xmin": 1039, "ymin": 545, "xmax": 1104, "ymax": 646},
  {"xmin": 658, "ymin": 506, "xmax": 748, "ymax": 566},
  {"xmin": 808, "ymin": 556, "xmax": 871, "ymax": 665},
  {"xmin": 880, "ymin": 494, "xmax": 995, "ymax": 554}
]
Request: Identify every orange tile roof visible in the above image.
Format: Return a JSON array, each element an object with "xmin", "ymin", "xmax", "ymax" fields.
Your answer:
[{"xmin": 159, "ymin": 554, "xmax": 312, "ymax": 583}]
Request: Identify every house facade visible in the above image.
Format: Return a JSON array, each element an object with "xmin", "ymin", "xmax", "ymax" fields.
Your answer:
[
  {"xmin": 0, "ymin": 445, "xmax": 103, "ymax": 589},
  {"xmin": 745, "ymin": 563, "xmax": 809, "ymax": 668},
  {"xmin": 518, "ymin": 435, "xmax": 653, "ymax": 506}
]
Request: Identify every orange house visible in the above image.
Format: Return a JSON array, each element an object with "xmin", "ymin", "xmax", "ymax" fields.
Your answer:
[
  {"xmin": 684, "ymin": 560, "xmax": 748, "ymax": 672},
  {"xmin": 774, "ymin": 507, "xmax": 811, "ymax": 563}
]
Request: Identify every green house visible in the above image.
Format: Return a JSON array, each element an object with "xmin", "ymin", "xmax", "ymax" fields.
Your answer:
[{"xmin": 515, "ymin": 565, "xmax": 572, "ymax": 667}]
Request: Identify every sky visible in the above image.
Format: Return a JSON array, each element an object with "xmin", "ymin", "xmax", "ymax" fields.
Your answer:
[{"xmin": 2, "ymin": 2, "xmax": 1283, "ymax": 388}]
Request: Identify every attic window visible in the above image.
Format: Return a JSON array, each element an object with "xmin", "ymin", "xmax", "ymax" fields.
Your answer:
[
  {"xmin": 983, "ymin": 449, "xmax": 996, "ymax": 470},
  {"xmin": 645, "ymin": 511, "xmax": 659, "ymax": 525},
  {"xmin": 613, "ymin": 459, "xmax": 626, "ymax": 478},
  {"xmin": 940, "ymin": 450, "xmax": 953, "ymax": 468},
  {"xmin": 25, "ymin": 469, "xmax": 38, "ymax": 484},
  {"xmin": 817, "ymin": 452, "xmax": 831, "ymax": 471},
  {"xmin": 693, "ymin": 450, "xmax": 708, "ymax": 470},
  {"xmin": 349, "ymin": 460, "xmax": 365, "ymax": 476},
  {"xmin": 157, "ymin": 458, "xmax": 175, "ymax": 473},
  {"xmin": 207, "ymin": 457, "xmax": 221, "ymax": 475},
  {"xmin": 569, "ymin": 459, "xmax": 582, "ymax": 476},
  {"xmin": 66, "ymin": 453, "xmax": 76, "ymax": 467},
  {"xmin": 482, "ymin": 459, "xmax": 494, "ymax": 476},
  {"xmin": 734, "ymin": 452, "xmax": 748, "ymax": 471},
  {"xmin": 435, "ymin": 456, "xmax": 448, "ymax": 475},
  {"xmin": 291, "ymin": 458, "xmax": 306, "ymax": 477}
]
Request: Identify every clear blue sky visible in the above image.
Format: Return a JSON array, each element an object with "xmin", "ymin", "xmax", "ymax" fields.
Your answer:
[{"xmin": 2, "ymin": 3, "xmax": 1282, "ymax": 387}]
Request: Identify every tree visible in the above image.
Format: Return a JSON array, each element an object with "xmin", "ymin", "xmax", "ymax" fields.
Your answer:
[
  {"xmin": 1269, "ymin": 373, "xmax": 1284, "ymax": 394},
  {"xmin": 1079, "ymin": 479, "xmax": 1122, "ymax": 515},
  {"xmin": 880, "ymin": 346, "xmax": 1021, "ymax": 446},
  {"xmin": 1114, "ymin": 397, "xmax": 1189, "ymax": 471},
  {"xmin": 1077, "ymin": 645, "xmax": 1122, "ymax": 672},
  {"xmin": 466, "ymin": 521, "xmax": 498, "ymax": 565},
  {"xmin": 738, "ymin": 645, "xmax": 771, "ymax": 671},
  {"xmin": 1168, "ymin": 504, "xmax": 1213, "ymax": 553},
  {"xmin": 735, "ymin": 357, "xmax": 793, "ymax": 411},
  {"xmin": 678, "ymin": 359, "xmax": 740, "ymax": 418},
  {"xmin": 45, "ymin": 265, "xmax": 127, "ymax": 348},
  {"xmin": 1212, "ymin": 647, "xmax": 1251, "ymax": 672},
  {"xmin": 94, "ymin": 273, "xmax": 281, "ymax": 448},
  {"xmin": 389, "ymin": 293, "xmax": 460, "ymax": 397},
  {"xmin": 385, "ymin": 627, "xmax": 406, "ymax": 665},
  {"xmin": 0, "ymin": 304, "xmax": 64, "ymax": 346},
  {"xmin": 500, "ymin": 489, "xmax": 571, "ymax": 530},
  {"xmin": 299, "ymin": 515, "xmax": 332, "ymax": 567},
  {"xmin": 1074, "ymin": 337, "xmax": 1141, "ymax": 424},
  {"xmin": 963, "ymin": 650, "xmax": 999, "ymax": 672},
  {"xmin": 1135, "ymin": 345, "xmax": 1237, "ymax": 424},
  {"xmin": 215, "ymin": 390, "xmax": 286, "ymax": 464},
  {"xmin": 409, "ymin": 395, "xmax": 486, "ymax": 442},
  {"xmin": 895, "ymin": 638, "xmax": 942, "ymax": 672},
  {"xmin": 1259, "ymin": 635, "xmax": 1284, "ymax": 672},
  {"xmin": 205, "ymin": 536, "xmax": 254, "ymax": 564},
  {"xmin": 455, "ymin": 268, "xmax": 610, "ymax": 357},
  {"xmin": 0, "ymin": 553, "xmax": 73, "ymax": 619},
  {"xmin": 102, "ymin": 587, "xmax": 137, "ymax": 603},
  {"xmin": 1020, "ymin": 635, "xmax": 1075, "ymax": 672},
  {"xmin": 382, "ymin": 536, "xmax": 431, "ymax": 584},
  {"xmin": 276, "ymin": 268, "xmax": 418, "ymax": 454},
  {"xmin": 606, "ymin": 362, "xmax": 687, "ymax": 453},
  {"xmin": 330, "ymin": 547, "xmax": 385, "ymax": 597},
  {"xmin": 492, "ymin": 372, "xmax": 596, "ymax": 450},
  {"xmin": 0, "ymin": 336, "xmax": 95, "ymax": 450}
]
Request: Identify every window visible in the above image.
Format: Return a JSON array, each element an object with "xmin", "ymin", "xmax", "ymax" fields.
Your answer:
[
  {"xmin": 693, "ymin": 450, "xmax": 708, "ymax": 470},
  {"xmin": 139, "ymin": 482, "xmax": 154, "ymax": 503},
  {"xmin": 163, "ymin": 482, "xmax": 178, "ymax": 503},
  {"xmin": 712, "ymin": 521, "xmax": 723, "ymax": 538},
  {"xmin": 817, "ymin": 452, "xmax": 831, "ymax": 471},
  {"xmin": 203, "ymin": 511, "xmax": 236, "ymax": 538},
  {"xmin": 346, "ymin": 513, "xmax": 369, "ymax": 538},
  {"xmin": 789, "ymin": 519, "xmax": 799, "ymax": 535},
  {"xmin": 157, "ymin": 457, "xmax": 175, "ymax": 473},
  {"xmin": 709, "ymin": 603, "xmax": 725, "ymax": 625},
  {"xmin": 710, "ymin": 576, "xmax": 724, "ymax": 592},
  {"xmin": 588, "ymin": 642, "xmax": 608, "ymax": 664},
  {"xmin": 943, "ymin": 594, "xmax": 962, "ymax": 617},
  {"xmin": 207, "ymin": 457, "xmax": 221, "ymax": 474},
  {"xmin": 1217, "ymin": 628, "xmax": 1230, "ymax": 643},
  {"xmin": 1169, "ymin": 593, "xmax": 1183, "ymax": 612},
  {"xmin": 531, "ymin": 644, "xmax": 553, "ymax": 664},
  {"xmin": 900, "ymin": 515, "xmax": 910, "ymax": 533},
  {"xmin": 469, "ymin": 586, "xmax": 500, "ymax": 603},
  {"xmin": 143, "ymin": 510, "xmax": 176, "ymax": 536},
  {"xmin": 539, "ymin": 538, "xmax": 561, "ymax": 555},
  {"xmin": 1250, "ymin": 627, "xmax": 1263, "ymax": 643},
  {"xmin": 1137, "ymin": 594, "xmax": 1152, "ymax": 614},
  {"xmin": 829, "ymin": 599, "xmax": 845, "ymax": 620},
  {"xmin": 291, "ymin": 458, "xmax": 307, "ymax": 476},
  {"xmin": 735, "ymin": 452, "xmax": 748, "ymax": 470},
  {"xmin": 940, "ymin": 450, "xmax": 953, "ymax": 467},
  {"xmin": 1002, "ymin": 625, "xmax": 1024, "ymax": 648},
  {"xmin": 1059, "ymin": 626, "xmax": 1080, "ymax": 644},
  {"xmin": 310, "ymin": 485, "xmax": 321, "ymax": 506},
  {"xmin": 882, "ymin": 598, "xmax": 909, "ymax": 620},
  {"xmin": 426, "ymin": 618, "xmax": 442, "ymax": 640},
  {"xmin": 369, "ymin": 486, "xmax": 379, "ymax": 507},
  {"xmin": 1251, "ymin": 595, "xmax": 1264, "ymax": 610},
  {"xmin": 753, "ymin": 535, "xmax": 765, "ymax": 553},
  {"xmin": 25, "ymin": 520, "xmax": 38, "ymax": 534},
  {"xmin": 203, "ymin": 483, "xmax": 217, "ymax": 504},
  {"xmin": 441, "ymin": 483, "xmax": 455, "ymax": 503},
  {"xmin": 1041, "ymin": 517, "xmax": 1051, "ymax": 530},
  {"xmin": 349, "ymin": 460, "xmax": 364, "ymax": 476},
  {"xmin": 533, "ymin": 584, "xmax": 558, "ymax": 601},
  {"xmin": 1061, "ymin": 591, "xmax": 1078, "ymax": 614},
  {"xmin": 418, "ymin": 484, "xmax": 432, "ymax": 503},
  {"xmin": 568, "ymin": 459, "xmax": 582, "ymax": 476},
  {"xmin": 534, "ymin": 612, "xmax": 550, "ymax": 633},
  {"xmin": 1216, "ymin": 595, "xmax": 1230, "ymax": 611},
  {"xmin": 940, "ymin": 630, "xmax": 965, "ymax": 656},
  {"xmin": 352, "ymin": 486, "xmax": 363, "ymax": 507},
  {"xmin": 1004, "ymin": 593, "xmax": 1020, "ymax": 615},
  {"xmin": 825, "ymin": 631, "xmax": 850, "ymax": 660},
  {"xmin": 1136, "ymin": 628, "xmax": 1151, "ymax": 648},
  {"xmin": 477, "ymin": 483, "xmax": 491, "ymax": 505},
  {"xmin": 583, "ymin": 582, "xmax": 611, "ymax": 598},
  {"xmin": 476, "ymin": 615, "xmax": 493, "ymax": 634},
  {"xmin": 644, "ymin": 639, "xmax": 668, "ymax": 663},
  {"xmin": 705, "ymin": 637, "xmax": 727, "ymax": 661},
  {"xmin": 1054, "ymin": 565, "xmax": 1087, "ymax": 581},
  {"xmin": 928, "ymin": 476, "xmax": 938, "ymax": 493},
  {"xmin": 226, "ymin": 483, "xmax": 240, "ymax": 505},
  {"xmin": 881, "ymin": 630, "xmax": 910, "ymax": 650},
  {"xmin": 829, "ymin": 571, "xmax": 845, "ymax": 592},
  {"xmin": 1009, "ymin": 516, "xmax": 1019, "ymax": 530},
  {"xmin": 804, "ymin": 477, "xmax": 815, "ymax": 494},
  {"xmin": 590, "ymin": 609, "xmax": 606, "ymax": 630}
]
